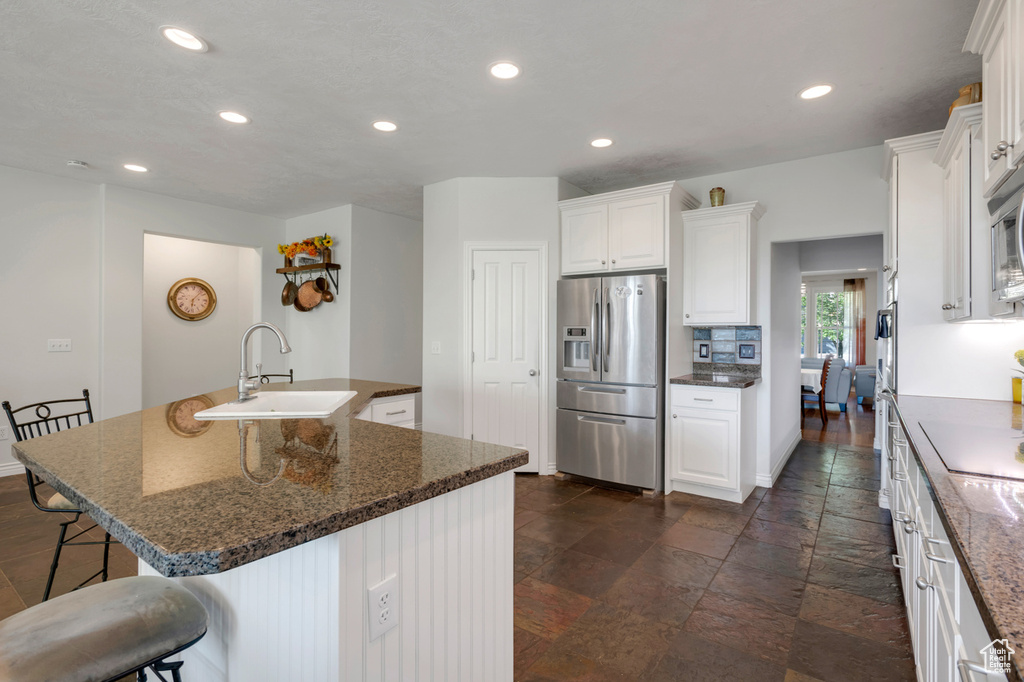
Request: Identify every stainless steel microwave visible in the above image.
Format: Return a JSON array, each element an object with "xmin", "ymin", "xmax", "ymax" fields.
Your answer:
[{"xmin": 992, "ymin": 187, "xmax": 1024, "ymax": 302}]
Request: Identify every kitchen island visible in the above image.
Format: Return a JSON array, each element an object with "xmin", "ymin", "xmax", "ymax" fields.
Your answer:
[{"xmin": 12, "ymin": 378, "xmax": 527, "ymax": 682}]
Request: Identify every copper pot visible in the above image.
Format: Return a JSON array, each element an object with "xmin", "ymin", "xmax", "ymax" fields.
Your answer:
[{"xmin": 281, "ymin": 279, "xmax": 298, "ymax": 306}]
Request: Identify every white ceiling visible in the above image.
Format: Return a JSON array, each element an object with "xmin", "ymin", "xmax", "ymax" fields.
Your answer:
[{"xmin": 1, "ymin": 0, "xmax": 981, "ymax": 220}]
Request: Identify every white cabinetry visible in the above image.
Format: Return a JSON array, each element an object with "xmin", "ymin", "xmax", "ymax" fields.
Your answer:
[
  {"xmin": 681, "ymin": 201, "xmax": 764, "ymax": 326},
  {"xmin": 884, "ymin": 410, "xmax": 1007, "ymax": 682},
  {"xmin": 355, "ymin": 393, "xmax": 417, "ymax": 429},
  {"xmin": 966, "ymin": 0, "xmax": 1021, "ymax": 197},
  {"xmin": 668, "ymin": 384, "xmax": 756, "ymax": 503},
  {"xmin": 559, "ymin": 182, "xmax": 700, "ymax": 276}
]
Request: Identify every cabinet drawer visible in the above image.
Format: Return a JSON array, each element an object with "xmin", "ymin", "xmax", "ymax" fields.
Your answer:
[
  {"xmin": 371, "ymin": 398, "xmax": 415, "ymax": 425},
  {"xmin": 671, "ymin": 387, "xmax": 739, "ymax": 412}
]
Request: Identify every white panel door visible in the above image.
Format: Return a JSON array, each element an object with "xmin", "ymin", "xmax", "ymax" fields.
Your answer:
[
  {"xmin": 472, "ymin": 250, "xmax": 541, "ymax": 472},
  {"xmin": 608, "ymin": 195, "xmax": 665, "ymax": 270},
  {"xmin": 561, "ymin": 205, "xmax": 609, "ymax": 274}
]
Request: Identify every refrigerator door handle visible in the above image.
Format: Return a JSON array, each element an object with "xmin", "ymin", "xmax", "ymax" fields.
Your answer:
[
  {"xmin": 591, "ymin": 287, "xmax": 600, "ymax": 372},
  {"xmin": 577, "ymin": 385, "xmax": 627, "ymax": 394},
  {"xmin": 603, "ymin": 287, "xmax": 610, "ymax": 373},
  {"xmin": 577, "ymin": 414, "xmax": 627, "ymax": 426}
]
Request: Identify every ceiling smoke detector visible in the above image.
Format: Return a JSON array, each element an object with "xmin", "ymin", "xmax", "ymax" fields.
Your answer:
[{"xmin": 66, "ymin": 160, "xmax": 89, "ymax": 169}]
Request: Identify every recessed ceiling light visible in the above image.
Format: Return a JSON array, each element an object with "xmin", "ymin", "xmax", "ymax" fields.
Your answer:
[
  {"xmin": 590, "ymin": 138, "xmax": 613, "ymax": 148},
  {"xmin": 489, "ymin": 61, "xmax": 521, "ymax": 79},
  {"xmin": 799, "ymin": 84, "xmax": 833, "ymax": 100},
  {"xmin": 160, "ymin": 26, "xmax": 208, "ymax": 52},
  {"xmin": 372, "ymin": 121, "xmax": 398, "ymax": 132},
  {"xmin": 124, "ymin": 164, "xmax": 149, "ymax": 173},
  {"xmin": 218, "ymin": 111, "xmax": 250, "ymax": 124}
]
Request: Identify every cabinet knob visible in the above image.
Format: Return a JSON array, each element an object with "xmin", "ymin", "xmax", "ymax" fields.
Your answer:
[
  {"xmin": 882, "ymin": 265, "xmax": 890, "ymax": 272},
  {"xmin": 997, "ymin": 140, "xmax": 1013, "ymax": 152},
  {"xmin": 685, "ymin": 314, "xmax": 690, "ymax": 318},
  {"xmin": 914, "ymin": 576, "xmax": 933, "ymax": 591},
  {"xmin": 941, "ymin": 303, "xmax": 954, "ymax": 310},
  {"xmin": 672, "ymin": 414, "xmax": 677, "ymax": 419},
  {"xmin": 601, "ymin": 260, "xmax": 606, "ymax": 265},
  {"xmin": 611, "ymin": 259, "xmax": 616, "ymax": 264}
]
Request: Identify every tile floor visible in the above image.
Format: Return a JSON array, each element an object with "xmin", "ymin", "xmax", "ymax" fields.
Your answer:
[{"xmin": 0, "ymin": 393, "xmax": 904, "ymax": 681}]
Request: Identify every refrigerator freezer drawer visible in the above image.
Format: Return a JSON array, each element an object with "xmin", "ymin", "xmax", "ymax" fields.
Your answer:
[
  {"xmin": 556, "ymin": 381, "xmax": 658, "ymax": 418},
  {"xmin": 556, "ymin": 408, "xmax": 659, "ymax": 489}
]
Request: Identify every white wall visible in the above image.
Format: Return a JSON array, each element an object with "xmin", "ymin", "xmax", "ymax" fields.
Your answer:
[
  {"xmin": 677, "ymin": 146, "xmax": 890, "ymax": 482},
  {"xmin": 896, "ymin": 146, "xmax": 1024, "ymax": 399},
  {"xmin": 349, "ymin": 205, "xmax": 423, "ymax": 385},
  {"xmin": 284, "ymin": 206, "xmax": 354, "ymax": 381},
  {"xmin": 142, "ymin": 235, "xmax": 260, "ymax": 408},
  {"xmin": 0, "ymin": 166, "xmax": 101, "ymax": 472},
  {"xmin": 770, "ymin": 242, "xmax": 802, "ymax": 479},
  {"xmin": 101, "ymin": 185, "xmax": 286, "ymax": 418},
  {"xmin": 422, "ymin": 177, "xmax": 586, "ymax": 473}
]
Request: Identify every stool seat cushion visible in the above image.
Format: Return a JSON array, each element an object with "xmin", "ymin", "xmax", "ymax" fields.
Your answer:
[
  {"xmin": 45, "ymin": 492, "xmax": 78, "ymax": 511},
  {"xmin": 0, "ymin": 576, "xmax": 207, "ymax": 682}
]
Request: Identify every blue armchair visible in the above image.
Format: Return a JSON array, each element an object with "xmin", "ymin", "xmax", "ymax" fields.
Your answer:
[
  {"xmin": 801, "ymin": 357, "xmax": 853, "ymax": 412},
  {"xmin": 854, "ymin": 365, "xmax": 876, "ymax": 405}
]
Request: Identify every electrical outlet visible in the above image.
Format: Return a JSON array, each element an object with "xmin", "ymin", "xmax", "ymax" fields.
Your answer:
[
  {"xmin": 367, "ymin": 574, "xmax": 399, "ymax": 641},
  {"xmin": 0, "ymin": 426, "xmax": 9, "ymax": 441},
  {"xmin": 47, "ymin": 339, "xmax": 72, "ymax": 353},
  {"xmin": 430, "ymin": 342, "xmax": 441, "ymax": 355}
]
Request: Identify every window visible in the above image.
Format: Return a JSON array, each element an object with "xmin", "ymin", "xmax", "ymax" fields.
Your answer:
[{"xmin": 802, "ymin": 281, "xmax": 846, "ymax": 359}]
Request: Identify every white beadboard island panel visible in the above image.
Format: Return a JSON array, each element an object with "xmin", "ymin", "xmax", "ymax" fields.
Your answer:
[{"xmin": 140, "ymin": 471, "xmax": 514, "ymax": 682}]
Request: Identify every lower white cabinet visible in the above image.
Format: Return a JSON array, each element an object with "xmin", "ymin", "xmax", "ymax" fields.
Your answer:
[
  {"xmin": 355, "ymin": 394, "xmax": 417, "ymax": 429},
  {"xmin": 668, "ymin": 384, "xmax": 756, "ymax": 503},
  {"xmin": 885, "ymin": 413, "xmax": 1007, "ymax": 682}
]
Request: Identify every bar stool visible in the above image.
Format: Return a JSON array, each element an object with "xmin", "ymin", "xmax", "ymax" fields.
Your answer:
[{"xmin": 0, "ymin": 576, "xmax": 208, "ymax": 682}]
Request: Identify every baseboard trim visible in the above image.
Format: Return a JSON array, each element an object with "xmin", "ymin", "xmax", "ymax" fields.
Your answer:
[
  {"xmin": 0, "ymin": 461, "xmax": 25, "ymax": 478},
  {"xmin": 756, "ymin": 429, "xmax": 801, "ymax": 488}
]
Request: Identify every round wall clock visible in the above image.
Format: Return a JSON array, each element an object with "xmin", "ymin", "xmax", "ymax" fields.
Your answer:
[
  {"xmin": 166, "ymin": 395, "xmax": 215, "ymax": 438},
  {"xmin": 167, "ymin": 277, "xmax": 217, "ymax": 321}
]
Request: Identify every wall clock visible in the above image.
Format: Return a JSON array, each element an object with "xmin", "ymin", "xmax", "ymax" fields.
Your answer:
[
  {"xmin": 166, "ymin": 395, "xmax": 215, "ymax": 438},
  {"xmin": 167, "ymin": 277, "xmax": 217, "ymax": 321}
]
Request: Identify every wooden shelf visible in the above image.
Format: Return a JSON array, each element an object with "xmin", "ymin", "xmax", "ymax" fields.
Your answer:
[{"xmin": 275, "ymin": 263, "xmax": 340, "ymax": 274}]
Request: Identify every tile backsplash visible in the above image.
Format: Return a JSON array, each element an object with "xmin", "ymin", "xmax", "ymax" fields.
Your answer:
[{"xmin": 693, "ymin": 326, "xmax": 762, "ymax": 372}]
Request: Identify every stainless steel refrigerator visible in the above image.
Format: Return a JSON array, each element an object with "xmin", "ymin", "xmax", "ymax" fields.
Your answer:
[{"xmin": 556, "ymin": 274, "xmax": 664, "ymax": 491}]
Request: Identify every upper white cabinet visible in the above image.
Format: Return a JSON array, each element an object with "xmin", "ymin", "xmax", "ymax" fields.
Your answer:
[
  {"xmin": 935, "ymin": 105, "xmax": 978, "ymax": 321},
  {"xmin": 681, "ymin": 201, "xmax": 764, "ymax": 326},
  {"xmin": 965, "ymin": 0, "xmax": 1020, "ymax": 197},
  {"xmin": 559, "ymin": 181, "xmax": 700, "ymax": 275}
]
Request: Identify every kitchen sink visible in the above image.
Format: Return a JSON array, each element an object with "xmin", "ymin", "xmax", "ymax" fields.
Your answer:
[{"xmin": 193, "ymin": 391, "xmax": 358, "ymax": 420}]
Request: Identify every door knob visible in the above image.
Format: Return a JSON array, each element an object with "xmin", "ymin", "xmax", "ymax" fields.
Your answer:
[{"xmin": 529, "ymin": 369, "xmax": 538, "ymax": 376}]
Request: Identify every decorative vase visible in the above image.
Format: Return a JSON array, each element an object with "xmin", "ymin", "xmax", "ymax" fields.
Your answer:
[
  {"xmin": 321, "ymin": 247, "xmax": 332, "ymax": 264},
  {"xmin": 284, "ymin": 256, "xmax": 293, "ymax": 268},
  {"xmin": 1013, "ymin": 377, "xmax": 1022, "ymax": 403},
  {"xmin": 710, "ymin": 187, "xmax": 725, "ymax": 207}
]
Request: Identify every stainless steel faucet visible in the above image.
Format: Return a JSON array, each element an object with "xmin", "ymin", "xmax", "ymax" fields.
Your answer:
[{"xmin": 238, "ymin": 322, "xmax": 292, "ymax": 402}]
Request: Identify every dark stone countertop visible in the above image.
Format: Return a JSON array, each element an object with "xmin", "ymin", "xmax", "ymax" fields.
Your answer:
[
  {"xmin": 670, "ymin": 374, "xmax": 760, "ymax": 389},
  {"xmin": 891, "ymin": 394, "xmax": 1024, "ymax": 681},
  {"xmin": 12, "ymin": 378, "xmax": 527, "ymax": 578}
]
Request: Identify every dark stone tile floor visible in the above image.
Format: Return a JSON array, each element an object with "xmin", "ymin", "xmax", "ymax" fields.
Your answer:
[{"xmin": 513, "ymin": 440, "xmax": 915, "ymax": 681}]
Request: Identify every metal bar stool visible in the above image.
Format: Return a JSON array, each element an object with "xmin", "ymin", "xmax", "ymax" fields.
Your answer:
[
  {"xmin": 2, "ymin": 389, "xmax": 119, "ymax": 601},
  {"xmin": 0, "ymin": 576, "xmax": 208, "ymax": 682}
]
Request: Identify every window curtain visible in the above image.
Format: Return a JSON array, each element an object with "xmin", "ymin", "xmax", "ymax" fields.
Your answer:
[{"xmin": 843, "ymin": 278, "xmax": 866, "ymax": 366}]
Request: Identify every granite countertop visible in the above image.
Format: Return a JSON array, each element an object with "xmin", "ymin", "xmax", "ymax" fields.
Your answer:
[
  {"xmin": 670, "ymin": 374, "xmax": 760, "ymax": 389},
  {"xmin": 12, "ymin": 378, "xmax": 527, "ymax": 578},
  {"xmin": 891, "ymin": 394, "xmax": 1024, "ymax": 680}
]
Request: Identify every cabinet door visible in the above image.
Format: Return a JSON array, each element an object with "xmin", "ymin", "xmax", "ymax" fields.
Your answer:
[
  {"xmin": 942, "ymin": 128, "xmax": 971, "ymax": 320},
  {"xmin": 887, "ymin": 155, "xmax": 899, "ymax": 280},
  {"xmin": 608, "ymin": 195, "xmax": 665, "ymax": 270},
  {"xmin": 670, "ymin": 408, "xmax": 737, "ymax": 490},
  {"xmin": 561, "ymin": 204, "xmax": 609, "ymax": 274},
  {"xmin": 682, "ymin": 215, "xmax": 750, "ymax": 325},
  {"xmin": 1013, "ymin": 0, "xmax": 1024, "ymax": 168},
  {"xmin": 981, "ymin": 9, "xmax": 1014, "ymax": 197}
]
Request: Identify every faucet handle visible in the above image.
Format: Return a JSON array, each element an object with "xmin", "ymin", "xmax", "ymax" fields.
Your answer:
[{"xmin": 255, "ymin": 363, "xmax": 262, "ymax": 380}]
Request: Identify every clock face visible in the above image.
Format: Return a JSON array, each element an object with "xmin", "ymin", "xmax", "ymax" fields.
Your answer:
[
  {"xmin": 166, "ymin": 395, "xmax": 215, "ymax": 437},
  {"xmin": 167, "ymin": 278, "xmax": 217, "ymax": 321}
]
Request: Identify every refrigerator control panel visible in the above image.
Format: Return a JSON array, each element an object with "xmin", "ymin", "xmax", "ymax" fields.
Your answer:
[{"xmin": 563, "ymin": 327, "xmax": 588, "ymax": 339}]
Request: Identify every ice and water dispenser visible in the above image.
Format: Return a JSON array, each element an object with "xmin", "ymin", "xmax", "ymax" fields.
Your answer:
[{"xmin": 561, "ymin": 326, "xmax": 591, "ymax": 373}]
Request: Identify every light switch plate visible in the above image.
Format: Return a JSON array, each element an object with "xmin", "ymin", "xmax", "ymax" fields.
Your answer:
[
  {"xmin": 430, "ymin": 342, "xmax": 440, "ymax": 355},
  {"xmin": 0, "ymin": 426, "xmax": 9, "ymax": 441},
  {"xmin": 47, "ymin": 339, "xmax": 72, "ymax": 352},
  {"xmin": 367, "ymin": 574, "xmax": 399, "ymax": 641}
]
